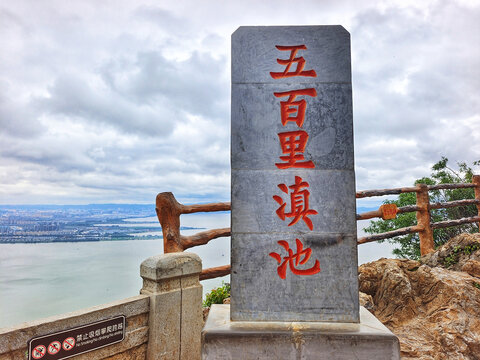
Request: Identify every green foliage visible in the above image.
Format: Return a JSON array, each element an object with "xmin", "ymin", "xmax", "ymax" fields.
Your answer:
[
  {"xmin": 364, "ymin": 157, "xmax": 479, "ymax": 260},
  {"xmin": 464, "ymin": 244, "xmax": 480, "ymax": 255},
  {"xmin": 474, "ymin": 282, "xmax": 480, "ymax": 290},
  {"xmin": 203, "ymin": 282, "xmax": 231, "ymax": 307},
  {"xmin": 444, "ymin": 251, "xmax": 459, "ymax": 268},
  {"xmin": 443, "ymin": 244, "xmax": 480, "ymax": 268}
]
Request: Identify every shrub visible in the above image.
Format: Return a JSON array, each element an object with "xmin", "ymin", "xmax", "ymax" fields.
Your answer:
[{"xmin": 203, "ymin": 282, "xmax": 230, "ymax": 307}]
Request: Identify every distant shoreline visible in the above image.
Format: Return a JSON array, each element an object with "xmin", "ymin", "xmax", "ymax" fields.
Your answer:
[
  {"xmin": 0, "ymin": 237, "xmax": 161, "ymax": 244},
  {"xmin": 0, "ymin": 226, "xmax": 202, "ymax": 244}
]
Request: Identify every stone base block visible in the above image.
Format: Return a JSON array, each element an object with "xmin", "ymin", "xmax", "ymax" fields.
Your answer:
[{"xmin": 202, "ymin": 305, "xmax": 400, "ymax": 360}]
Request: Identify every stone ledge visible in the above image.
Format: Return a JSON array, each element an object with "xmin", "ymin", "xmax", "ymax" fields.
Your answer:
[
  {"xmin": 202, "ymin": 305, "xmax": 400, "ymax": 360},
  {"xmin": 0, "ymin": 295, "xmax": 149, "ymax": 354}
]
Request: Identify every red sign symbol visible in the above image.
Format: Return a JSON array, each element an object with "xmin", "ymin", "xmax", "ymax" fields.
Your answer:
[
  {"xmin": 48, "ymin": 341, "xmax": 61, "ymax": 355},
  {"xmin": 32, "ymin": 345, "xmax": 46, "ymax": 359},
  {"xmin": 62, "ymin": 337, "xmax": 75, "ymax": 351}
]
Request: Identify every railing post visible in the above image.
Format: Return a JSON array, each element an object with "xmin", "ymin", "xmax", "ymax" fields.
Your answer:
[
  {"xmin": 140, "ymin": 253, "xmax": 203, "ymax": 360},
  {"xmin": 416, "ymin": 183, "xmax": 434, "ymax": 255},
  {"xmin": 156, "ymin": 192, "xmax": 184, "ymax": 253},
  {"xmin": 473, "ymin": 175, "xmax": 480, "ymax": 231}
]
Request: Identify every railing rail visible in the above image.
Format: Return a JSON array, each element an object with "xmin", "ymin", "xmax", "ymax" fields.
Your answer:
[
  {"xmin": 156, "ymin": 175, "xmax": 480, "ymax": 280},
  {"xmin": 356, "ymin": 177, "xmax": 480, "ymax": 254},
  {"xmin": 155, "ymin": 192, "xmax": 231, "ymax": 280}
]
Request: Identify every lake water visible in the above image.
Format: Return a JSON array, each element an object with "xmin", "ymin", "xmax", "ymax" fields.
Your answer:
[{"xmin": 0, "ymin": 213, "xmax": 394, "ymax": 329}]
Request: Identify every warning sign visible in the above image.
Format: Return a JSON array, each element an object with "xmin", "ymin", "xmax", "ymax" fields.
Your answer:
[
  {"xmin": 32, "ymin": 345, "xmax": 46, "ymax": 359},
  {"xmin": 28, "ymin": 315, "xmax": 125, "ymax": 360},
  {"xmin": 47, "ymin": 341, "xmax": 61, "ymax": 355},
  {"xmin": 62, "ymin": 337, "xmax": 75, "ymax": 351}
]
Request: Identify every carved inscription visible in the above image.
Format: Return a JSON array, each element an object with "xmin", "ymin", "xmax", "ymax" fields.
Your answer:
[{"xmin": 270, "ymin": 44, "xmax": 320, "ymax": 279}]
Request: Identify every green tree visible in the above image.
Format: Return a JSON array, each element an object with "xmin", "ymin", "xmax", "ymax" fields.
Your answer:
[{"xmin": 364, "ymin": 157, "xmax": 479, "ymax": 259}]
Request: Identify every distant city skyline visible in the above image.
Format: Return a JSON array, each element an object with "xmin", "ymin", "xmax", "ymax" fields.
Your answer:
[
  {"xmin": 1, "ymin": 0, "xmax": 479, "ymax": 206},
  {"xmin": 0, "ymin": 203, "xmax": 160, "ymax": 243}
]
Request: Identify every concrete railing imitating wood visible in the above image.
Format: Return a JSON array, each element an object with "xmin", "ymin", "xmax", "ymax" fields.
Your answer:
[
  {"xmin": 156, "ymin": 175, "xmax": 480, "ymax": 279},
  {"xmin": 0, "ymin": 252, "xmax": 203, "ymax": 360},
  {"xmin": 356, "ymin": 176, "xmax": 480, "ymax": 256},
  {"xmin": 155, "ymin": 192, "xmax": 231, "ymax": 280}
]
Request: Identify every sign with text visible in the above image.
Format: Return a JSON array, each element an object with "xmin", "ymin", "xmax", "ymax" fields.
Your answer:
[
  {"xmin": 381, "ymin": 204, "xmax": 398, "ymax": 220},
  {"xmin": 28, "ymin": 315, "xmax": 125, "ymax": 360},
  {"xmin": 231, "ymin": 26, "xmax": 359, "ymax": 322}
]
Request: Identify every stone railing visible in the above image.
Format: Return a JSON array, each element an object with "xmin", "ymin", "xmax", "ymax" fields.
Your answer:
[{"xmin": 0, "ymin": 252, "xmax": 203, "ymax": 360}]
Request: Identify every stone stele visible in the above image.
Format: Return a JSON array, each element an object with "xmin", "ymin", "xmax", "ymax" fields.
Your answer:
[{"xmin": 231, "ymin": 25, "xmax": 358, "ymax": 322}]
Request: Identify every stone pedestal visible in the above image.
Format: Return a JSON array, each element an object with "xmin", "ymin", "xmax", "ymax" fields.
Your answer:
[{"xmin": 202, "ymin": 305, "xmax": 400, "ymax": 360}]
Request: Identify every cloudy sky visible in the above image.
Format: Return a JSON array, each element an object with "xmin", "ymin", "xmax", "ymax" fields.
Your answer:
[{"xmin": 1, "ymin": 0, "xmax": 479, "ymax": 206}]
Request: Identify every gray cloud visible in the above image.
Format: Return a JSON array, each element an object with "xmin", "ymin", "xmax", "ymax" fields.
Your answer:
[
  {"xmin": 118, "ymin": 50, "xmax": 229, "ymax": 119},
  {"xmin": 0, "ymin": 90, "xmax": 45, "ymax": 138},
  {"xmin": 351, "ymin": 3, "xmax": 480, "ymax": 192},
  {"xmin": 0, "ymin": 0, "xmax": 478, "ymax": 205},
  {"xmin": 37, "ymin": 73, "xmax": 174, "ymax": 137}
]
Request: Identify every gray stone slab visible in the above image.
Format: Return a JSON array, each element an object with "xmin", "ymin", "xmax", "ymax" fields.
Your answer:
[
  {"xmin": 202, "ymin": 305, "xmax": 401, "ymax": 360},
  {"xmin": 232, "ymin": 169, "xmax": 356, "ymax": 234},
  {"xmin": 231, "ymin": 233, "xmax": 358, "ymax": 322},
  {"xmin": 232, "ymin": 26, "xmax": 351, "ymax": 84},
  {"xmin": 231, "ymin": 83, "xmax": 354, "ymax": 171},
  {"xmin": 231, "ymin": 26, "xmax": 357, "ymax": 323}
]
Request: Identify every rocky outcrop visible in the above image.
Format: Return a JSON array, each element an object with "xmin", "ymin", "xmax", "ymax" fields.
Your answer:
[
  {"xmin": 359, "ymin": 233, "xmax": 480, "ymax": 360},
  {"xmin": 421, "ymin": 233, "xmax": 480, "ymax": 274}
]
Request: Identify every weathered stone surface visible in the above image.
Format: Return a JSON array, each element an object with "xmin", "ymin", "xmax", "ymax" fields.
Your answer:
[
  {"xmin": 232, "ymin": 169, "xmax": 356, "ymax": 234},
  {"xmin": 180, "ymin": 283, "xmax": 203, "ymax": 360},
  {"xmin": 359, "ymin": 234, "xmax": 480, "ymax": 360},
  {"xmin": 461, "ymin": 259, "xmax": 480, "ymax": 277},
  {"xmin": 202, "ymin": 305, "xmax": 400, "ymax": 360},
  {"xmin": 231, "ymin": 83, "xmax": 354, "ymax": 171},
  {"xmin": 144, "ymin": 289, "xmax": 181, "ymax": 359},
  {"xmin": 104, "ymin": 344, "xmax": 147, "ymax": 360},
  {"xmin": 0, "ymin": 295, "xmax": 149, "ymax": 354},
  {"xmin": 359, "ymin": 291, "xmax": 375, "ymax": 312},
  {"xmin": 231, "ymin": 25, "xmax": 358, "ymax": 323},
  {"xmin": 232, "ymin": 26, "xmax": 351, "ymax": 84},
  {"xmin": 421, "ymin": 232, "xmax": 480, "ymax": 271},
  {"xmin": 141, "ymin": 252, "xmax": 202, "ymax": 360},
  {"xmin": 73, "ymin": 326, "xmax": 148, "ymax": 360},
  {"xmin": 140, "ymin": 252, "xmax": 202, "ymax": 281},
  {"xmin": 231, "ymin": 232, "xmax": 358, "ymax": 321}
]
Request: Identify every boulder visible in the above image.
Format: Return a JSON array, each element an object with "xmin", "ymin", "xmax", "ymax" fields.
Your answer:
[
  {"xmin": 359, "ymin": 233, "xmax": 480, "ymax": 360},
  {"xmin": 421, "ymin": 233, "xmax": 480, "ymax": 272}
]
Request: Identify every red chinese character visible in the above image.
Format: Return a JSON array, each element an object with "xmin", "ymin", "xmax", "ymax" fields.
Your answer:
[
  {"xmin": 273, "ymin": 175, "xmax": 318, "ymax": 230},
  {"xmin": 274, "ymin": 88, "xmax": 317, "ymax": 127},
  {"xmin": 269, "ymin": 238, "xmax": 321, "ymax": 279},
  {"xmin": 276, "ymin": 130, "xmax": 315, "ymax": 169},
  {"xmin": 270, "ymin": 45, "xmax": 317, "ymax": 79}
]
